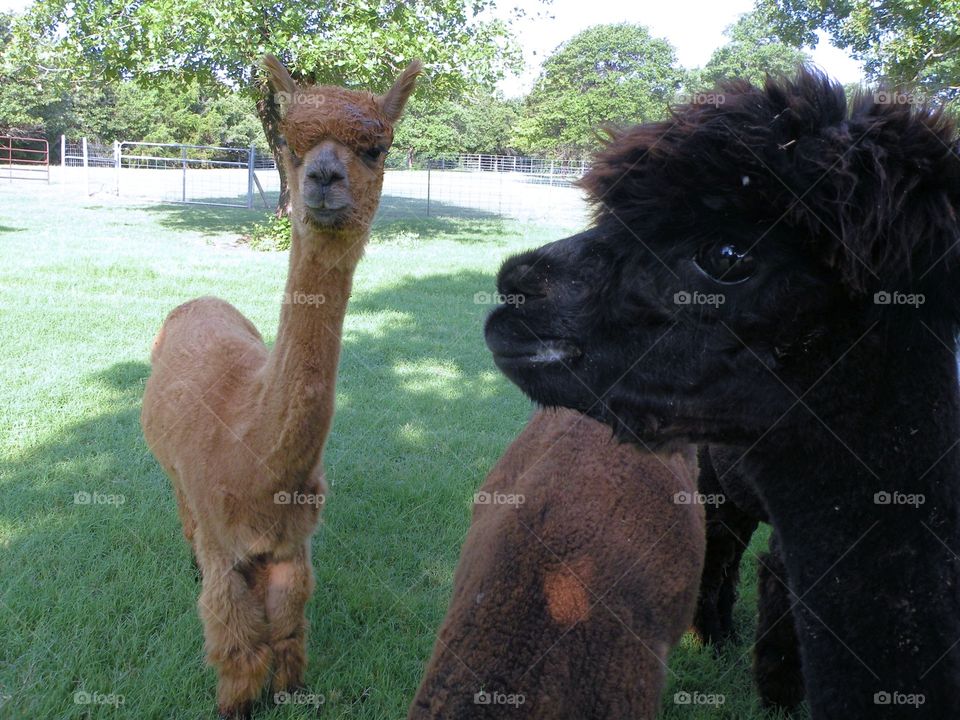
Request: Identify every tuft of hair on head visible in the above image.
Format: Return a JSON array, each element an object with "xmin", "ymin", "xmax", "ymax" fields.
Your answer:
[
  {"xmin": 377, "ymin": 60, "xmax": 423, "ymax": 123},
  {"xmin": 263, "ymin": 54, "xmax": 297, "ymax": 116}
]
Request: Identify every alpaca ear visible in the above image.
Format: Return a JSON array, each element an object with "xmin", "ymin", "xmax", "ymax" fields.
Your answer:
[
  {"xmin": 263, "ymin": 54, "xmax": 297, "ymax": 116},
  {"xmin": 378, "ymin": 60, "xmax": 422, "ymax": 123}
]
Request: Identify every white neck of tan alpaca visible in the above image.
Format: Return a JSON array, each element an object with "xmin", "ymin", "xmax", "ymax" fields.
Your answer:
[{"xmin": 253, "ymin": 220, "xmax": 367, "ymax": 484}]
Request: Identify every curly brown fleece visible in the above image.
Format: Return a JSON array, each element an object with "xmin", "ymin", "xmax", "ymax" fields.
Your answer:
[{"xmin": 409, "ymin": 408, "xmax": 704, "ymax": 719}]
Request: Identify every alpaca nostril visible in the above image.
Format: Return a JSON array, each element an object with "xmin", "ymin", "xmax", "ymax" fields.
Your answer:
[{"xmin": 307, "ymin": 165, "xmax": 346, "ymax": 188}]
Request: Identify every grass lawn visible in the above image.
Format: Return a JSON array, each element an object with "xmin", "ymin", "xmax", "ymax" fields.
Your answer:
[{"xmin": 0, "ymin": 183, "xmax": 793, "ymax": 719}]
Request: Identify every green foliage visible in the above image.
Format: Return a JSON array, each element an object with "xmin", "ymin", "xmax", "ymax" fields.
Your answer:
[
  {"xmin": 699, "ymin": 11, "xmax": 810, "ymax": 88},
  {"xmin": 244, "ymin": 215, "xmax": 292, "ymax": 251},
  {"xmin": 513, "ymin": 23, "xmax": 685, "ymax": 157},
  {"xmin": 756, "ymin": 0, "xmax": 960, "ymax": 95},
  {"xmin": 393, "ymin": 95, "xmax": 520, "ymax": 161}
]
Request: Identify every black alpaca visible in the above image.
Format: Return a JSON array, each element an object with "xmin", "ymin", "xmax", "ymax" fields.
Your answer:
[
  {"xmin": 485, "ymin": 68, "xmax": 960, "ymax": 718},
  {"xmin": 694, "ymin": 446, "xmax": 805, "ymax": 710}
]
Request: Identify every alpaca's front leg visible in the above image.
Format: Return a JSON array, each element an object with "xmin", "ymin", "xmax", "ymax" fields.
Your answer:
[
  {"xmin": 199, "ymin": 557, "xmax": 273, "ymax": 719},
  {"xmin": 265, "ymin": 543, "xmax": 315, "ymax": 695}
]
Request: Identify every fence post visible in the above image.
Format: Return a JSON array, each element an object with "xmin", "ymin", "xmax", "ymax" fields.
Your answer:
[
  {"xmin": 60, "ymin": 135, "xmax": 65, "ymax": 169},
  {"xmin": 246, "ymin": 145, "xmax": 255, "ymax": 209},
  {"xmin": 426, "ymin": 165, "xmax": 431, "ymax": 217},
  {"xmin": 181, "ymin": 146, "xmax": 187, "ymax": 202},
  {"xmin": 81, "ymin": 137, "xmax": 89, "ymax": 194},
  {"xmin": 114, "ymin": 141, "xmax": 121, "ymax": 196}
]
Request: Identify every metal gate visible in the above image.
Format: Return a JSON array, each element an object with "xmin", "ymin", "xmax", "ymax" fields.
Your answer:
[{"xmin": 0, "ymin": 135, "xmax": 50, "ymax": 183}]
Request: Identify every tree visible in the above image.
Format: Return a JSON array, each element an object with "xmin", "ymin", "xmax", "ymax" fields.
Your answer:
[
  {"xmin": 699, "ymin": 11, "xmax": 809, "ymax": 88},
  {"xmin": 755, "ymin": 0, "xmax": 959, "ymax": 96},
  {"xmin": 394, "ymin": 94, "xmax": 520, "ymax": 161},
  {"xmin": 22, "ymin": 0, "xmax": 524, "ymax": 214},
  {"xmin": 513, "ymin": 24, "xmax": 684, "ymax": 157}
]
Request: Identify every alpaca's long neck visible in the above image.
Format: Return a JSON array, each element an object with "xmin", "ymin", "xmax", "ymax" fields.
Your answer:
[
  {"xmin": 748, "ymin": 319, "xmax": 960, "ymax": 718},
  {"xmin": 255, "ymin": 227, "xmax": 363, "ymax": 482}
]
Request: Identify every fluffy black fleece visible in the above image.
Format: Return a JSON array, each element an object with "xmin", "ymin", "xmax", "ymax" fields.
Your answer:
[{"xmin": 486, "ymin": 68, "xmax": 960, "ymax": 718}]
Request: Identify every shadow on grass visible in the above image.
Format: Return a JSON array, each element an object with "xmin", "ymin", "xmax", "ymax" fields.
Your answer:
[
  {"xmin": 138, "ymin": 192, "xmax": 502, "ymax": 239},
  {"xmin": 0, "ymin": 268, "xmax": 525, "ymax": 718},
  {"xmin": 0, "ymin": 224, "xmax": 25, "ymax": 233},
  {"xmin": 0, "ymin": 268, "xmax": 774, "ymax": 718}
]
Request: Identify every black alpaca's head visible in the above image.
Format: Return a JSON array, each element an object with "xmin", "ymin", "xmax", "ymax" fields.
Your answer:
[{"xmin": 485, "ymin": 68, "xmax": 960, "ymax": 444}]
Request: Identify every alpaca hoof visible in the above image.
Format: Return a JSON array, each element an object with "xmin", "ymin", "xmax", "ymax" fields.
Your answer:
[{"xmin": 217, "ymin": 700, "xmax": 253, "ymax": 719}]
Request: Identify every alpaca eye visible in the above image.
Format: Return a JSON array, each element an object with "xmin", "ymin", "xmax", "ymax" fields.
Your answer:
[
  {"xmin": 364, "ymin": 147, "xmax": 385, "ymax": 162},
  {"xmin": 694, "ymin": 242, "xmax": 756, "ymax": 284}
]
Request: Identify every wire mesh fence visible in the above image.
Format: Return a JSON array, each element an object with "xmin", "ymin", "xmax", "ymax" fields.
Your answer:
[{"xmin": 57, "ymin": 138, "xmax": 591, "ymax": 227}]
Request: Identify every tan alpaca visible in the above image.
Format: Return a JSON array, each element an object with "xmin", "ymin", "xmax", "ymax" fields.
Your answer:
[{"xmin": 141, "ymin": 56, "xmax": 420, "ymax": 719}]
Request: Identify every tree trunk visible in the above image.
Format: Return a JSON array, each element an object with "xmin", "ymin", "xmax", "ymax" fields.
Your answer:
[{"xmin": 255, "ymin": 87, "xmax": 290, "ymax": 218}]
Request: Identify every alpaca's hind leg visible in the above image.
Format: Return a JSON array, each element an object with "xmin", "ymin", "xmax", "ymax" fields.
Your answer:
[
  {"xmin": 198, "ymin": 554, "xmax": 272, "ymax": 719},
  {"xmin": 264, "ymin": 543, "xmax": 315, "ymax": 695},
  {"xmin": 693, "ymin": 500, "xmax": 758, "ymax": 645},
  {"xmin": 753, "ymin": 536, "xmax": 804, "ymax": 711}
]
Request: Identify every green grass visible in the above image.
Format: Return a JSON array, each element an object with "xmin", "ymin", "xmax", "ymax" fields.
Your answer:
[{"xmin": 0, "ymin": 185, "xmax": 796, "ymax": 719}]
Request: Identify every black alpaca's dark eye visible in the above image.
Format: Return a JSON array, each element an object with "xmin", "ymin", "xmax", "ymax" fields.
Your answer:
[
  {"xmin": 694, "ymin": 242, "xmax": 756, "ymax": 284},
  {"xmin": 364, "ymin": 146, "xmax": 385, "ymax": 162}
]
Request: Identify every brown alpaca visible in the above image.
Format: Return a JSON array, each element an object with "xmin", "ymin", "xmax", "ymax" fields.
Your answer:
[
  {"xmin": 140, "ymin": 56, "xmax": 420, "ymax": 718},
  {"xmin": 409, "ymin": 408, "xmax": 704, "ymax": 719}
]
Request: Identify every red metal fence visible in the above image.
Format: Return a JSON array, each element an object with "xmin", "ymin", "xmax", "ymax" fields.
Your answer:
[{"xmin": 1, "ymin": 135, "xmax": 50, "ymax": 182}]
